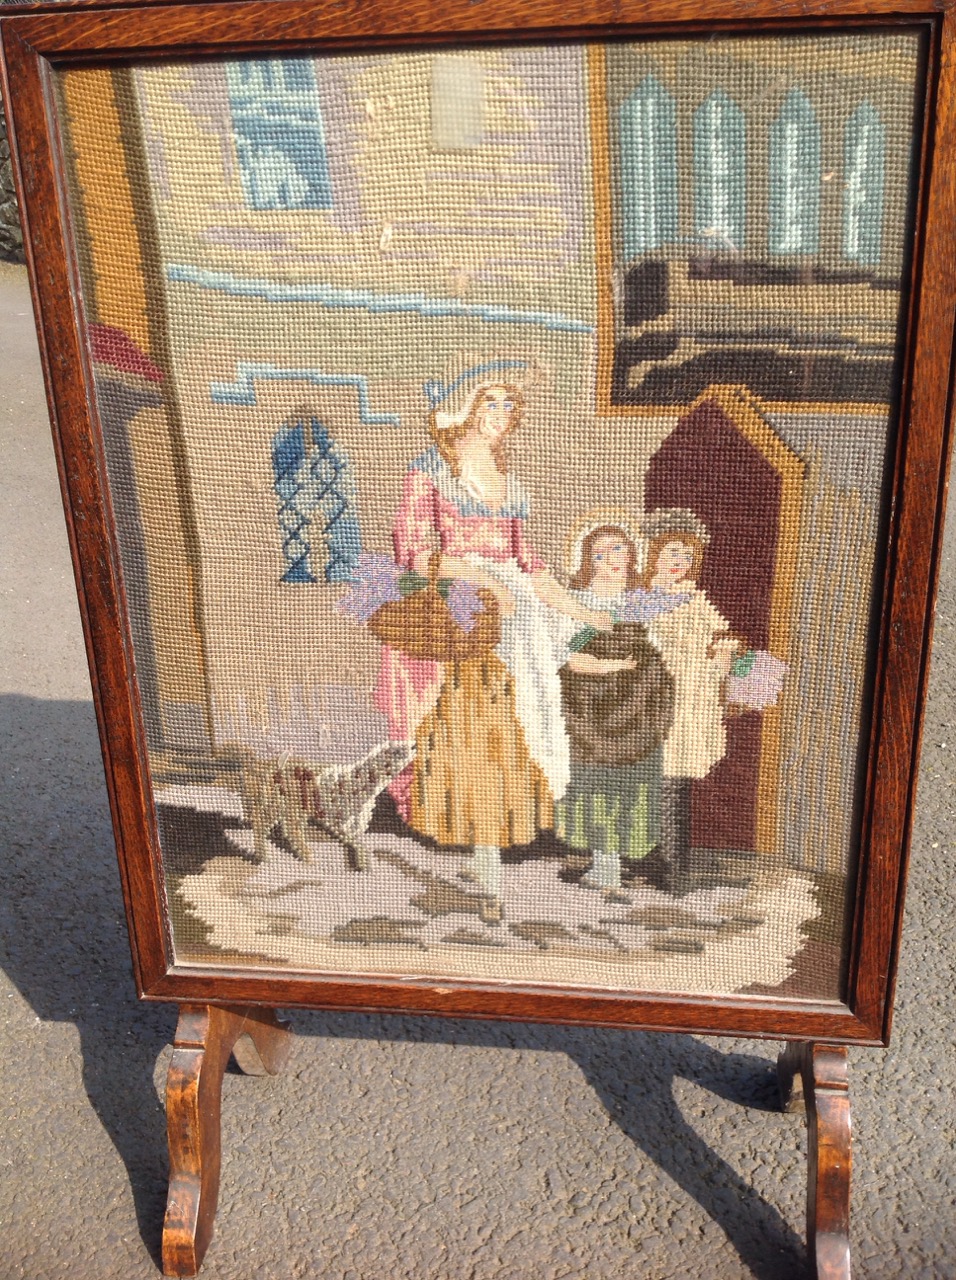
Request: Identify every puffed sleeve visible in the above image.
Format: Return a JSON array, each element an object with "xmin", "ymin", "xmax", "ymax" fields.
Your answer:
[
  {"xmin": 699, "ymin": 593, "xmax": 732, "ymax": 640},
  {"xmin": 511, "ymin": 516, "xmax": 546, "ymax": 573},
  {"xmin": 393, "ymin": 468, "xmax": 440, "ymax": 569}
]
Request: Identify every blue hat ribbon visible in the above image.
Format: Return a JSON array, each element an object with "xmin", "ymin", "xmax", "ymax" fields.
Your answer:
[{"xmin": 423, "ymin": 359, "xmax": 528, "ymax": 409}]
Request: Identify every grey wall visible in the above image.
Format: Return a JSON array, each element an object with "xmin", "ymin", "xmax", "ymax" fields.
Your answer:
[{"xmin": 0, "ymin": 103, "xmax": 24, "ymax": 264}]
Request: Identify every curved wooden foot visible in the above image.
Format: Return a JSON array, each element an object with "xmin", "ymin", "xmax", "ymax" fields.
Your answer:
[
  {"xmin": 162, "ymin": 1005, "xmax": 293, "ymax": 1278},
  {"xmin": 777, "ymin": 1042, "xmax": 851, "ymax": 1280},
  {"xmin": 777, "ymin": 1039, "xmax": 809, "ymax": 1114}
]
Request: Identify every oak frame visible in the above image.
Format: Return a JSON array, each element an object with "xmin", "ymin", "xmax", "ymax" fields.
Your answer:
[{"xmin": 2, "ymin": 0, "xmax": 953, "ymax": 1046}]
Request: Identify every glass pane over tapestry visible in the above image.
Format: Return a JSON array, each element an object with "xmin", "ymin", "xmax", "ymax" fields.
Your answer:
[{"xmin": 55, "ymin": 31, "xmax": 922, "ymax": 996}]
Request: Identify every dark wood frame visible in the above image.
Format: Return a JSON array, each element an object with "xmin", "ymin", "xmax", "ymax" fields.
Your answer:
[{"xmin": 1, "ymin": 0, "xmax": 953, "ymax": 1048}]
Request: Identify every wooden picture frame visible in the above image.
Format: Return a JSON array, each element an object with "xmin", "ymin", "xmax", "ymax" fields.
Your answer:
[{"xmin": 1, "ymin": 1, "xmax": 953, "ymax": 1272}]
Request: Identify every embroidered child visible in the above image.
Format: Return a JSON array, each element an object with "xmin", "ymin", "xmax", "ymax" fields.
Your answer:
[
  {"xmin": 639, "ymin": 509, "xmax": 742, "ymax": 893},
  {"xmin": 557, "ymin": 517, "xmax": 676, "ymax": 898}
]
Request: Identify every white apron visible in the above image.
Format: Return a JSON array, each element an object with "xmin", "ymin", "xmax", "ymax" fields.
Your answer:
[{"xmin": 469, "ymin": 556, "xmax": 576, "ymax": 800}]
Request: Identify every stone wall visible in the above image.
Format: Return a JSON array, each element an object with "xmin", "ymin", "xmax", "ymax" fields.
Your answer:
[{"xmin": 0, "ymin": 102, "xmax": 24, "ymax": 264}]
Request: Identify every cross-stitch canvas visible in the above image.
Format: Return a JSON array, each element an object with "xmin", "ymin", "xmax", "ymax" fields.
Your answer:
[{"xmin": 54, "ymin": 30, "xmax": 923, "ymax": 998}]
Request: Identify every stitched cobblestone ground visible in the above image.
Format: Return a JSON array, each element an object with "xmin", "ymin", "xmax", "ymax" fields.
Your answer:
[{"xmin": 1, "ymin": 260, "xmax": 953, "ymax": 1279}]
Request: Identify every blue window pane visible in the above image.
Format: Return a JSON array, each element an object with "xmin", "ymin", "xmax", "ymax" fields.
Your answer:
[
  {"xmin": 619, "ymin": 76, "xmax": 678, "ymax": 259},
  {"xmin": 226, "ymin": 58, "xmax": 333, "ymax": 211},
  {"xmin": 272, "ymin": 416, "xmax": 362, "ymax": 585},
  {"xmin": 844, "ymin": 102, "xmax": 885, "ymax": 266},
  {"xmin": 693, "ymin": 90, "xmax": 746, "ymax": 253},
  {"xmin": 769, "ymin": 89, "xmax": 821, "ymax": 255}
]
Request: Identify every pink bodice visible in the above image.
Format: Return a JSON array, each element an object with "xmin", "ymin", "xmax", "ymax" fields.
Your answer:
[{"xmin": 393, "ymin": 468, "xmax": 544, "ymax": 572}]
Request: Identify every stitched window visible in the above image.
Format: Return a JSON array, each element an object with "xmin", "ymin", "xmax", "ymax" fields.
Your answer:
[
  {"xmin": 769, "ymin": 89, "xmax": 821, "ymax": 255},
  {"xmin": 843, "ymin": 102, "xmax": 885, "ymax": 266},
  {"xmin": 693, "ymin": 90, "xmax": 746, "ymax": 253},
  {"xmin": 271, "ymin": 415, "xmax": 362, "ymax": 584},
  {"xmin": 225, "ymin": 58, "xmax": 333, "ymax": 211},
  {"xmin": 619, "ymin": 76, "xmax": 678, "ymax": 259}
]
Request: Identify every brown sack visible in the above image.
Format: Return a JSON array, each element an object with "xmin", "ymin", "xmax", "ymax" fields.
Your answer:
[{"xmin": 559, "ymin": 622, "xmax": 675, "ymax": 765}]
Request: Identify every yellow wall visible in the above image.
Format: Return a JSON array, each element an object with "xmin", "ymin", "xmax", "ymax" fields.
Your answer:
[
  {"xmin": 60, "ymin": 71, "xmax": 152, "ymax": 354},
  {"xmin": 60, "ymin": 67, "xmax": 212, "ymax": 747}
]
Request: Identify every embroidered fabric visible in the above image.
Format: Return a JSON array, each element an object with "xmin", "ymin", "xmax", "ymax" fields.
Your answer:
[
  {"xmin": 55, "ymin": 30, "xmax": 920, "ymax": 999},
  {"xmin": 475, "ymin": 555, "xmax": 578, "ymax": 798}
]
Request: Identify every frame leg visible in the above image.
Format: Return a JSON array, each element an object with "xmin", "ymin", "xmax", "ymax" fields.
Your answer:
[
  {"xmin": 777, "ymin": 1042, "xmax": 852, "ymax": 1280},
  {"xmin": 162, "ymin": 1004, "xmax": 293, "ymax": 1278}
]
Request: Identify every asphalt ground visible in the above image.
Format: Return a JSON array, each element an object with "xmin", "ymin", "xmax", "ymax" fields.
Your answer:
[{"xmin": 1, "ymin": 258, "xmax": 953, "ymax": 1279}]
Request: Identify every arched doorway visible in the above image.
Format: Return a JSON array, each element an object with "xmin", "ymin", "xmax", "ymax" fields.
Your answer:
[{"xmin": 644, "ymin": 385, "xmax": 803, "ymax": 854}]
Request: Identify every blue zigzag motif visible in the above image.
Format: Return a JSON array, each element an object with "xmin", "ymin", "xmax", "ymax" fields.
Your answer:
[{"xmin": 211, "ymin": 362, "xmax": 401, "ymax": 427}]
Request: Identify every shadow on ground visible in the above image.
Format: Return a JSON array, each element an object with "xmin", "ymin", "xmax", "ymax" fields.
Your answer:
[{"xmin": 0, "ymin": 693, "xmax": 805, "ymax": 1279}]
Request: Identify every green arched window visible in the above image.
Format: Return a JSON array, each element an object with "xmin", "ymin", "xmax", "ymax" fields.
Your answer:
[
  {"xmin": 843, "ymin": 102, "xmax": 886, "ymax": 267},
  {"xmin": 693, "ymin": 90, "xmax": 747, "ymax": 252},
  {"xmin": 619, "ymin": 76, "xmax": 678, "ymax": 259},
  {"xmin": 769, "ymin": 90, "xmax": 821, "ymax": 255}
]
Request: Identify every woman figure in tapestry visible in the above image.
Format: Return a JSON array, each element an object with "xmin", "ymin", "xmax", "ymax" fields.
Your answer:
[
  {"xmin": 557, "ymin": 514, "xmax": 676, "ymax": 900},
  {"xmin": 374, "ymin": 360, "xmax": 611, "ymax": 920}
]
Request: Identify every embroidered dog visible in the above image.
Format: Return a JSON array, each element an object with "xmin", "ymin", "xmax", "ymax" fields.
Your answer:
[{"xmin": 242, "ymin": 741, "xmax": 415, "ymax": 870}]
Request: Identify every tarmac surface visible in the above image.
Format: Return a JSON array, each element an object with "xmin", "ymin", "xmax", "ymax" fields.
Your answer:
[{"xmin": 0, "ymin": 257, "xmax": 953, "ymax": 1279}]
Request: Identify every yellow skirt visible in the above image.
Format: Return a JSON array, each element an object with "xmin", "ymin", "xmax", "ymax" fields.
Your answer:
[{"xmin": 410, "ymin": 655, "xmax": 554, "ymax": 848}]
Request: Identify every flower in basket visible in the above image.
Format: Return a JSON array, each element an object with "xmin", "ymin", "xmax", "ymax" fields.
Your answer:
[
  {"xmin": 336, "ymin": 552, "xmax": 404, "ymax": 624},
  {"xmin": 394, "ymin": 567, "xmax": 485, "ymax": 632},
  {"xmin": 443, "ymin": 578, "xmax": 484, "ymax": 633},
  {"xmin": 336, "ymin": 553, "xmax": 486, "ymax": 634}
]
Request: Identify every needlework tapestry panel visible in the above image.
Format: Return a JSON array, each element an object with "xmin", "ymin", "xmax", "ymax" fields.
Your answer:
[{"xmin": 53, "ymin": 31, "xmax": 923, "ymax": 998}]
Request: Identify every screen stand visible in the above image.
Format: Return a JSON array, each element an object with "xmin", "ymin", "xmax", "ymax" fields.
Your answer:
[
  {"xmin": 161, "ymin": 1004, "xmax": 293, "ymax": 1278},
  {"xmin": 159, "ymin": 1018, "xmax": 849, "ymax": 1278},
  {"xmin": 778, "ymin": 1042, "xmax": 852, "ymax": 1280}
]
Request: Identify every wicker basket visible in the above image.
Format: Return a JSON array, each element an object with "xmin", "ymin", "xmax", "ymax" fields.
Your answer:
[{"xmin": 368, "ymin": 556, "xmax": 500, "ymax": 662}]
